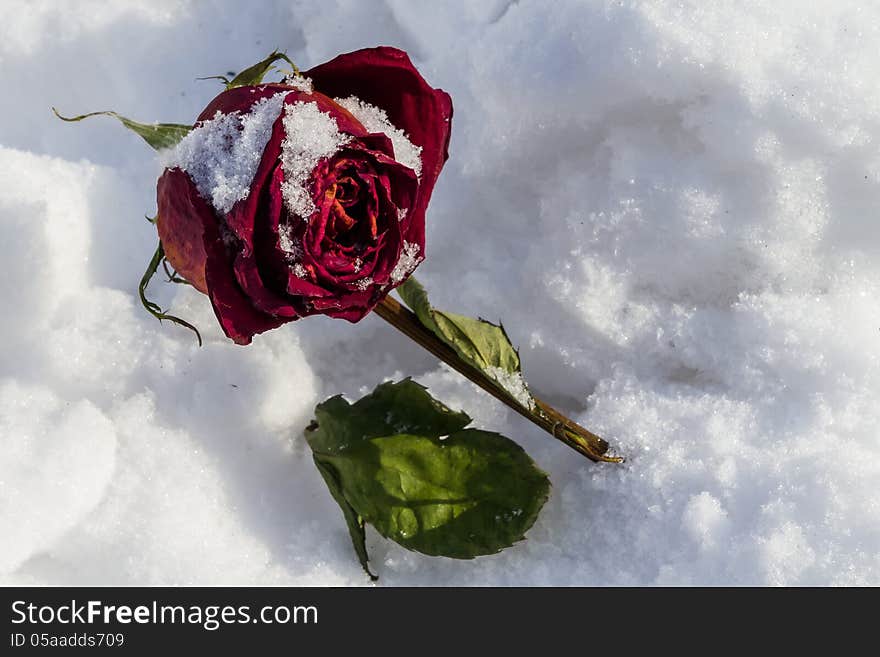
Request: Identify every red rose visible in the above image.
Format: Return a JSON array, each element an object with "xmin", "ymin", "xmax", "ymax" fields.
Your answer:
[{"xmin": 156, "ymin": 47, "xmax": 452, "ymax": 344}]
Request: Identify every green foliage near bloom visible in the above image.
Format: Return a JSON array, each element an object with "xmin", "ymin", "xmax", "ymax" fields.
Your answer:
[
  {"xmin": 51, "ymin": 107, "xmax": 191, "ymax": 151},
  {"xmin": 226, "ymin": 50, "xmax": 298, "ymax": 88},
  {"xmin": 306, "ymin": 380, "xmax": 550, "ymax": 579},
  {"xmin": 307, "ymin": 379, "xmax": 471, "ymax": 456},
  {"xmin": 197, "ymin": 50, "xmax": 298, "ymax": 89},
  {"xmin": 397, "ymin": 277, "xmax": 534, "ymax": 411},
  {"xmin": 51, "ymin": 49, "xmax": 298, "ymax": 151},
  {"xmin": 53, "ymin": 107, "xmax": 198, "ymax": 341},
  {"xmin": 139, "ymin": 243, "xmax": 202, "ymax": 346}
]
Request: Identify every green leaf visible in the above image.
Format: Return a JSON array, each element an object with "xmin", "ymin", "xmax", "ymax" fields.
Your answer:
[
  {"xmin": 306, "ymin": 379, "xmax": 470, "ymax": 456},
  {"xmin": 52, "ymin": 108, "xmax": 191, "ymax": 151},
  {"xmin": 320, "ymin": 430, "xmax": 549, "ymax": 560},
  {"xmin": 313, "ymin": 457, "xmax": 376, "ymax": 581},
  {"xmin": 196, "ymin": 74, "xmax": 232, "ymax": 87},
  {"xmin": 305, "ymin": 380, "xmax": 549, "ymax": 576},
  {"xmin": 139, "ymin": 241, "xmax": 202, "ymax": 346},
  {"xmin": 397, "ymin": 277, "xmax": 534, "ymax": 411},
  {"xmin": 227, "ymin": 50, "xmax": 298, "ymax": 89}
]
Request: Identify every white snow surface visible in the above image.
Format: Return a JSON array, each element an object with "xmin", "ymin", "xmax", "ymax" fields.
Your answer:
[{"xmin": 1, "ymin": 0, "xmax": 879, "ymax": 585}]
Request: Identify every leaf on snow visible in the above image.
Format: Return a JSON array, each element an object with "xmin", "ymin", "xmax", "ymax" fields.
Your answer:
[{"xmin": 305, "ymin": 379, "xmax": 549, "ymax": 578}]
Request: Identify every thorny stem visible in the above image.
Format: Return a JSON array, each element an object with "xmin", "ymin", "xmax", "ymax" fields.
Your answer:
[{"xmin": 374, "ymin": 296, "xmax": 623, "ymax": 464}]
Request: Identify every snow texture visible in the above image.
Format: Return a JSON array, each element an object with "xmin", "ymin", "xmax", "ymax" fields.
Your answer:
[
  {"xmin": 163, "ymin": 91, "xmax": 288, "ymax": 214},
  {"xmin": 1, "ymin": 0, "xmax": 880, "ymax": 586},
  {"xmin": 336, "ymin": 95, "xmax": 423, "ymax": 177},
  {"xmin": 280, "ymin": 100, "xmax": 350, "ymax": 219},
  {"xmin": 389, "ymin": 241, "xmax": 422, "ymax": 284},
  {"xmin": 486, "ymin": 366, "xmax": 534, "ymax": 411},
  {"xmin": 284, "ymin": 74, "xmax": 314, "ymax": 94}
]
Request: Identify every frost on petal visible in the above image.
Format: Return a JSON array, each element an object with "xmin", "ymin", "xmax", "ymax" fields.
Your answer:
[
  {"xmin": 162, "ymin": 92, "xmax": 288, "ymax": 214},
  {"xmin": 280, "ymin": 101, "xmax": 350, "ymax": 220},
  {"xmin": 278, "ymin": 223, "xmax": 302, "ymax": 262},
  {"xmin": 354, "ymin": 277, "xmax": 373, "ymax": 291},
  {"xmin": 335, "ymin": 95, "xmax": 423, "ymax": 177},
  {"xmin": 283, "ymin": 74, "xmax": 314, "ymax": 94},
  {"xmin": 389, "ymin": 241, "xmax": 423, "ymax": 284}
]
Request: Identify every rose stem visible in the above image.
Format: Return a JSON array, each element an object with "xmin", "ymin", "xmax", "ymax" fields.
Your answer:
[{"xmin": 374, "ymin": 296, "xmax": 622, "ymax": 463}]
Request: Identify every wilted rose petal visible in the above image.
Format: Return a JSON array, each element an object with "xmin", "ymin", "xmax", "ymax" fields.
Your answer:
[{"xmin": 157, "ymin": 47, "xmax": 452, "ymax": 344}]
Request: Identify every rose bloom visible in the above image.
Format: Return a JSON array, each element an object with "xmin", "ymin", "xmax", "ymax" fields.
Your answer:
[{"xmin": 156, "ymin": 47, "xmax": 452, "ymax": 344}]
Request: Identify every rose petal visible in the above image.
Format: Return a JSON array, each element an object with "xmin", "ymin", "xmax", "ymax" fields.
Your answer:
[
  {"xmin": 301, "ymin": 143, "xmax": 416, "ymax": 287},
  {"xmin": 310, "ymin": 292, "xmax": 373, "ymax": 320},
  {"xmin": 287, "ymin": 269, "xmax": 335, "ymax": 298},
  {"xmin": 199, "ymin": 206, "xmax": 289, "ymax": 345},
  {"xmin": 344, "ymin": 139, "xmax": 418, "ymax": 212},
  {"xmin": 257, "ymin": 166, "xmax": 317, "ymax": 300},
  {"xmin": 156, "ymin": 168, "xmax": 211, "ymax": 294},
  {"xmin": 358, "ymin": 132, "xmax": 396, "ymax": 161},
  {"xmin": 310, "ymin": 93, "xmax": 369, "ymax": 138},
  {"xmin": 223, "ymin": 100, "xmax": 289, "ymax": 245},
  {"xmin": 166, "ymin": 51, "xmax": 451, "ymax": 341},
  {"xmin": 196, "ymin": 83, "xmax": 294, "ymax": 123},
  {"xmin": 233, "ymin": 252, "xmax": 299, "ymax": 318},
  {"xmin": 223, "ymin": 125, "xmax": 300, "ymax": 318},
  {"xmin": 306, "ymin": 46, "xmax": 452, "ymax": 260}
]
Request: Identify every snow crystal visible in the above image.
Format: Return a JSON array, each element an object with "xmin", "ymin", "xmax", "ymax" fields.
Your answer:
[
  {"xmin": 389, "ymin": 241, "xmax": 422, "ymax": 284},
  {"xmin": 280, "ymin": 101, "xmax": 350, "ymax": 219},
  {"xmin": 354, "ymin": 277, "xmax": 373, "ymax": 291},
  {"xmin": 283, "ymin": 74, "xmax": 313, "ymax": 94},
  {"xmin": 486, "ymin": 366, "xmax": 534, "ymax": 411},
  {"xmin": 162, "ymin": 92, "xmax": 287, "ymax": 214},
  {"xmin": 278, "ymin": 224, "xmax": 302, "ymax": 261},
  {"xmin": 335, "ymin": 96, "xmax": 423, "ymax": 177}
]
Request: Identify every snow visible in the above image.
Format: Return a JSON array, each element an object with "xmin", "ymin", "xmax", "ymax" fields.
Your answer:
[
  {"xmin": 164, "ymin": 92, "xmax": 288, "ymax": 214},
  {"xmin": 486, "ymin": 366, "xmax": 534, "ymax": 411},
  {"xmin": 278, "ymin": 224, "xmax": 302, "ymax": 262},
  {"xmin": 280, "ymin": 100, "xmax": 350, "ymax": 219},
  {"xmin": 335, "ymin": 95, "xmax": 423, "ymax": 177},
  {"xmin": 2, "ymin": 0, "xmax": 880, "ymax": 586},
  {"xmin": 389, "ymin": 241, "xmax": 422, "ymax": 284},
  {"xmin": 283, "ymin": 74, "xmax": 314, "ymax": 94}
]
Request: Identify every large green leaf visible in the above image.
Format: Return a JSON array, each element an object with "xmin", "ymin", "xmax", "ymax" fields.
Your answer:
[
  {"xmin": 397, "ymin": 277, "xmax": 534, "ymax": 411},
  {"xmin": 307, "ymin": 379, "xmax": 470, "ymax": 455},
  {"xmin": 305, "ymin": 380, "xmax": 549, "ymax": 577},
  {"xmin": 52, "ymin": 108, "xmax": 191, "ymax": 151},
  {"xmin": 320, "ymin": 430, "xmax": 549, "ymax": 559},
  {"xmin": 227, "ymin": 50, "xmax": 297, "ymax": 88},
  {"xmin": 312, "ymin": 457, "xmax": 376, "ymax": 580}
]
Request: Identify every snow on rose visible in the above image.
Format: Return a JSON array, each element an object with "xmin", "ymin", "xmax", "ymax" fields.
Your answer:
[{"xmin": 157, "ymin": 47, "xmax": 452, "ymax": 344}]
